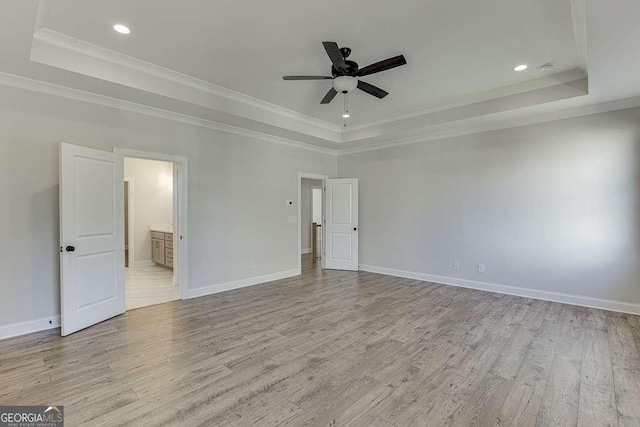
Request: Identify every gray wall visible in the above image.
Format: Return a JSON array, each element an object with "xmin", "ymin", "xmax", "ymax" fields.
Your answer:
[
  {"xmin": 338, "ymin": 107, "xmax": 640, "ymax": 305},
  {"xmin": 0, "ymin": 84, "xmax": 336, "ymax": 329},
  {"xmin": 301, "ymin": 178, "xmax": 322, "ymax": 251},
  {"xmin": 3, "ymin": 79, "xmax": 640, "ymax": 333}
]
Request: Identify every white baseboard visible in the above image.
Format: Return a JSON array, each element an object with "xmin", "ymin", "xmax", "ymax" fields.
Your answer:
[
  {"xmin": 301, "ymin": 248, "xmax": 312, "ymax": 254},
  {"xmin": 133, "ymin": 260, "xmax": 155, "ymax": 268},
  {"xmin": 0, "ymin": 315, "xmax": 61, "ymax": 341},
  {"xmin": 359, "ymin": 264, "xmax": 640, "ymax": 315},
  {"xmin": 186, "ymin": 269, "xmax": 300, "ymax": 299}
]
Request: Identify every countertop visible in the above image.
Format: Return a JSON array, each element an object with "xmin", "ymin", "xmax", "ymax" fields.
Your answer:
[{"xmin": 149, "ymin": 224, "xmax": 173, "ymax": 234}]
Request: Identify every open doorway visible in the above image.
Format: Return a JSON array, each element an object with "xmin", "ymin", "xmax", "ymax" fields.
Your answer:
[
  {"xmin": 123, "ymin": 157, "xmax": 179, "ymax": 310},
  {"xmin": 298, "ymin": 173, "xmax": 328, "ymax": 274},
  {"xmin": 301, "ymin": 178, "xmax": 323, "ymax": 261}
]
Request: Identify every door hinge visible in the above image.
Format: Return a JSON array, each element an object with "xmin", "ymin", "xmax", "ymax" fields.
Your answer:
[
  {"xmin": 60, "ymin": 246, "xmax": 63, "ymax": 253},
  {"xmin": 180, "ymin": 235, "xmax": 183, "ymax": 240}
]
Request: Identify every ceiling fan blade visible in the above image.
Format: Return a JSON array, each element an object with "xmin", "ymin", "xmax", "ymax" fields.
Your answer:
[
  {"xmin": 322, "ymin": 41, "xmax": 347, "ymax": 74},
  {"xmin": 356, "ymin": 55, "xmax": 407, "ymax": 77},
  {"xmin": 283, "ymin": 76, "xmax": 333, "ymax": 80},
  {"xmin": 357, "ymin": 80, "xmax": 389, "ymax": 99},
  {"xmin": 320, "ymin": 88, "xmax": 338, "ymax": 104}
]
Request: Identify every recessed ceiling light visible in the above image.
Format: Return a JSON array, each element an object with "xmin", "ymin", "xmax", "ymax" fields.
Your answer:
[
  {"xmin": 514, "ymin": 64, "xmax": 528, "ymax": 72},
  {"xmin": 113, "ymin": 24, "xmax": 130, "ymax": 35},
  {"xmin": 342, "ymin": 113, "xmax": 350, "ymax": 118},
  {"xmin": 539, "ymin": 62, "xmax": 554, "ymax": 71}
]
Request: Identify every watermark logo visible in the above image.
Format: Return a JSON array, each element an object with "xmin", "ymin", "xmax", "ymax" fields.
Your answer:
[{"xmin": 0, "ymin": 406, "xmax": 64, "ymax": 426}]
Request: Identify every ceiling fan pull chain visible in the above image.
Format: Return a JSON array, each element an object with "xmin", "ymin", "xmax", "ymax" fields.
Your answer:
[{"xmin": 343, "ymin": 92, "xmax": 350, "ymax": 126}]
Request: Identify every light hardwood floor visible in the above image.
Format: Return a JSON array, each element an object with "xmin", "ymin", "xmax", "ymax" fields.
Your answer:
[
  {"xmin": 1, "ymin": 255, "xmax": 639, "ymax": 426},
  {"xmin": 125, "ymin": 265, "xmax": 178, "ymax": 310}
]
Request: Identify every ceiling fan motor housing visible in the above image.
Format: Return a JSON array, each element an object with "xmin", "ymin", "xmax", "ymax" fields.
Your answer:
[
  {"xmin": 333, "ymin": 76, "xmax": 358, "ymax": 93},
  {"xmin": 331, "ymin": 60, "xmax": 359, "ymax": 77}
]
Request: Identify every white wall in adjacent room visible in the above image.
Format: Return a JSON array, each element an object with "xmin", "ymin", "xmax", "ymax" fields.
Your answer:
[
  {"xmin": 0, "ymin": 84, "xmax": 336, "ymax": 332},
  {"xmin": 124, "ymin": 157, "xmax": 174, "ymax": 266},
  {"xmin": 301, "ymin": 178, "xmax": 323, "ymax": 252},
  {"xmin": 338, "ymin": 107, "xmax": 640, "ymax": 308}
]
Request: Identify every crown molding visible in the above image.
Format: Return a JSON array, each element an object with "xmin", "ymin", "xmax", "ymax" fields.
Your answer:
[
  {"xmin": 337, "ymin": 95, "xmax": 640, "ymax": 155},
  {"xmin": 3, "ymin": 69, "xmax": 640, "ymax": 159},
  {"xmin": 343, "ymin": 69, "xmax": 588, "ymax": 132},
  {"xmin": 570, "ymin": 0, "xmax": 588, "ymax": 72},
  {"xmin": 0, "ymin": 71, "xmax": 338, "ymax": 156},
  {"xmin": 31, "ymin": 28, "xmax": 342, "ymax": 142}
]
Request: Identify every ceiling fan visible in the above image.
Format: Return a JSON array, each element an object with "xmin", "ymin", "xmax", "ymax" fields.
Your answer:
[{"xmin": 283, "ymin": 42, "xmax": 407, "ymax": 105}]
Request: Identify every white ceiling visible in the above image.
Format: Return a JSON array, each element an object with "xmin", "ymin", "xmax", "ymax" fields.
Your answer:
[
  {"xmin": 39, "ymin": 0, "xmax": 579, "ymax": 125},
  {"xmin": 0, "ymin": 0, "xmax": 639, "ymax": 152}
]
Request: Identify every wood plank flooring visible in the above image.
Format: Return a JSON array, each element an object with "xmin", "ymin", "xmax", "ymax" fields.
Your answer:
[{"xmin": 1, "ymin": 255, "xmax": 639, "ymax": 426}]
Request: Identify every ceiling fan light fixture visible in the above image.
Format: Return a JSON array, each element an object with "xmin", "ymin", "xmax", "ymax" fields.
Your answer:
[{"xmin": 333, "ymin": 76, "xmax": 358, "ymax": 93}]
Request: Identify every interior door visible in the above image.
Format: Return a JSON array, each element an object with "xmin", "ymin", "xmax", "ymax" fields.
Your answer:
[
  {"xmin": 60, "ymin": 142, "xmax": 125, "ymax": 336},
  {"xmin": 325, "ymin": 178, "xmax": 358, "ymax": 270}
]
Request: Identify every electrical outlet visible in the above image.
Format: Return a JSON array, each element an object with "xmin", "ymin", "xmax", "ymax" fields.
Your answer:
[
  {"xmin": 478, "ymin": 264, "xmax": 485, "ymax": 273},
  {"xmin": 250, "ymin": 261, "xmax": 256, "ymax": 269},
  {"xmin": 453, "ymin": 261, "xmax": 460, "ymax": 270}
]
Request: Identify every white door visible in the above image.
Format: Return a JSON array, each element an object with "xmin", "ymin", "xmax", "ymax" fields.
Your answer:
[
  {"xmin": 325, "ymin": 178, "xmax": 358, "ymax": 270},
  {"xmin": 59, "ymin": 142, "xmax": 125, "ymax": 336}
]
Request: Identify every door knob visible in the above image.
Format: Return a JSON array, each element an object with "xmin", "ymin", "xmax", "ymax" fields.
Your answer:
[
  {"xmin": 66, "ymin": 245, "xmax": 75, "ymax": 252},
  {"xmin": 353, "ymin": 227, "xmax": 357, "ymax": 231}
]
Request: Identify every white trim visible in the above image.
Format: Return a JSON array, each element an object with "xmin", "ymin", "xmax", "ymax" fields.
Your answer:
[
  {"xmin": 570, "ymin": 0, "xmax": 588, "ymax": 72},
  {"xmin": 30, "ymin": 27, "xmax": 590, "ymax": 143},
  {"xmin": 133, "ymin": 260, "xmax": 155, "ymax": 268},
  {"xmin": 2, "ymin": 68, "xmax": 640, "ymax": 158},
  {"xmin": 0, "ymin": 315, "xmax": 61, "ymax": 341},
  {"xmin": 359, "ymin": 265, "xmax": 640, "ymax": 316},
  {"xmin": 3, "ymin": 68, "xmax": 640, "ymax": 158},
  {"xmin": 338, "ymin": 95, "xmax": 640, "ymax": 155},
  {"xmin": 298, "ymin": 173, "xmax": 329, "ymax": 273},
  {"xmin": 31, "ymin": 29, "xmax": 342, "ymax": 139},
  {"xmin": 301, "ymin": 248, "xmax": 312, "ymax": 255},
  {"xmin": 344, "ymin": 69, "xmax": 587, "ymax": 131},
  {"xmin": 0, "ymin": 71, "xmax": 337, "ymax": 156},
  {"xmin": 186, "ymin": 269, "xmax": 299, "ymax": 299},
  {"xmin": 124, "ymin": 177, "xmax": 135, "ymax": 269},
  {"xmin": 114, "ymin": 148, "xmax": 189, "ymax": 300}
]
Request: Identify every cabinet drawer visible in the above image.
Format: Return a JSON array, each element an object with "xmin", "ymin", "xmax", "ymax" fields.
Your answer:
[
  {"xmin": 151, "ymin": 231, "xmax": 165, "ymax": 240},
  {"xmin": 165, "ymin": 239, "xmax": 173, "ymax": 249},
  {"xmin": 165, "ymin": 257, "xmax": 173, "ymax": 267},
  {"xmin": 165, "ymin": 248, "xmax": 173, "ymax": 258},
  {"xmin": 165, "ymin": 233, "xmax": 173, "ymax": 241}
]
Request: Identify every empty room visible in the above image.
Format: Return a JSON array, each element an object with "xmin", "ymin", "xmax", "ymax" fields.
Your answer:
[{"xmin": 1, "ymin": 0, "xmax": 639, "ymax": 426}]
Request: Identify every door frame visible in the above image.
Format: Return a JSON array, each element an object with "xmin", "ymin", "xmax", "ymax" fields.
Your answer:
[
  {"xmin": 115, "ymin": 148, "xmax": 189, "ymax": 299},
  {"xmin": 124, "ymin": 177, "xmax": 135, "ymax": 269},
  {"xmin": 298, "ymin": 172, "xmax": 329, "ymax": 273}
]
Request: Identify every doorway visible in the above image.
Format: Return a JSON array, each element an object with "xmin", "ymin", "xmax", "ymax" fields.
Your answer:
[
  {"xmin": 115, "ymin": 148, "xmax": 189, "ymax": 312},
  {"xmin": 123, "ymin": 157, "xmax": 178, "ymax": 310},
  {"xmin": 297, "ymin": 173, "xmax": 328, "ymax": 274},
  {"xmin": 301, "ymin": 178, "xmax": 323, "ymax": 271},
  {"xmin": 59, "ymin": 143, "xmax": 189, "ymax": 335}
]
